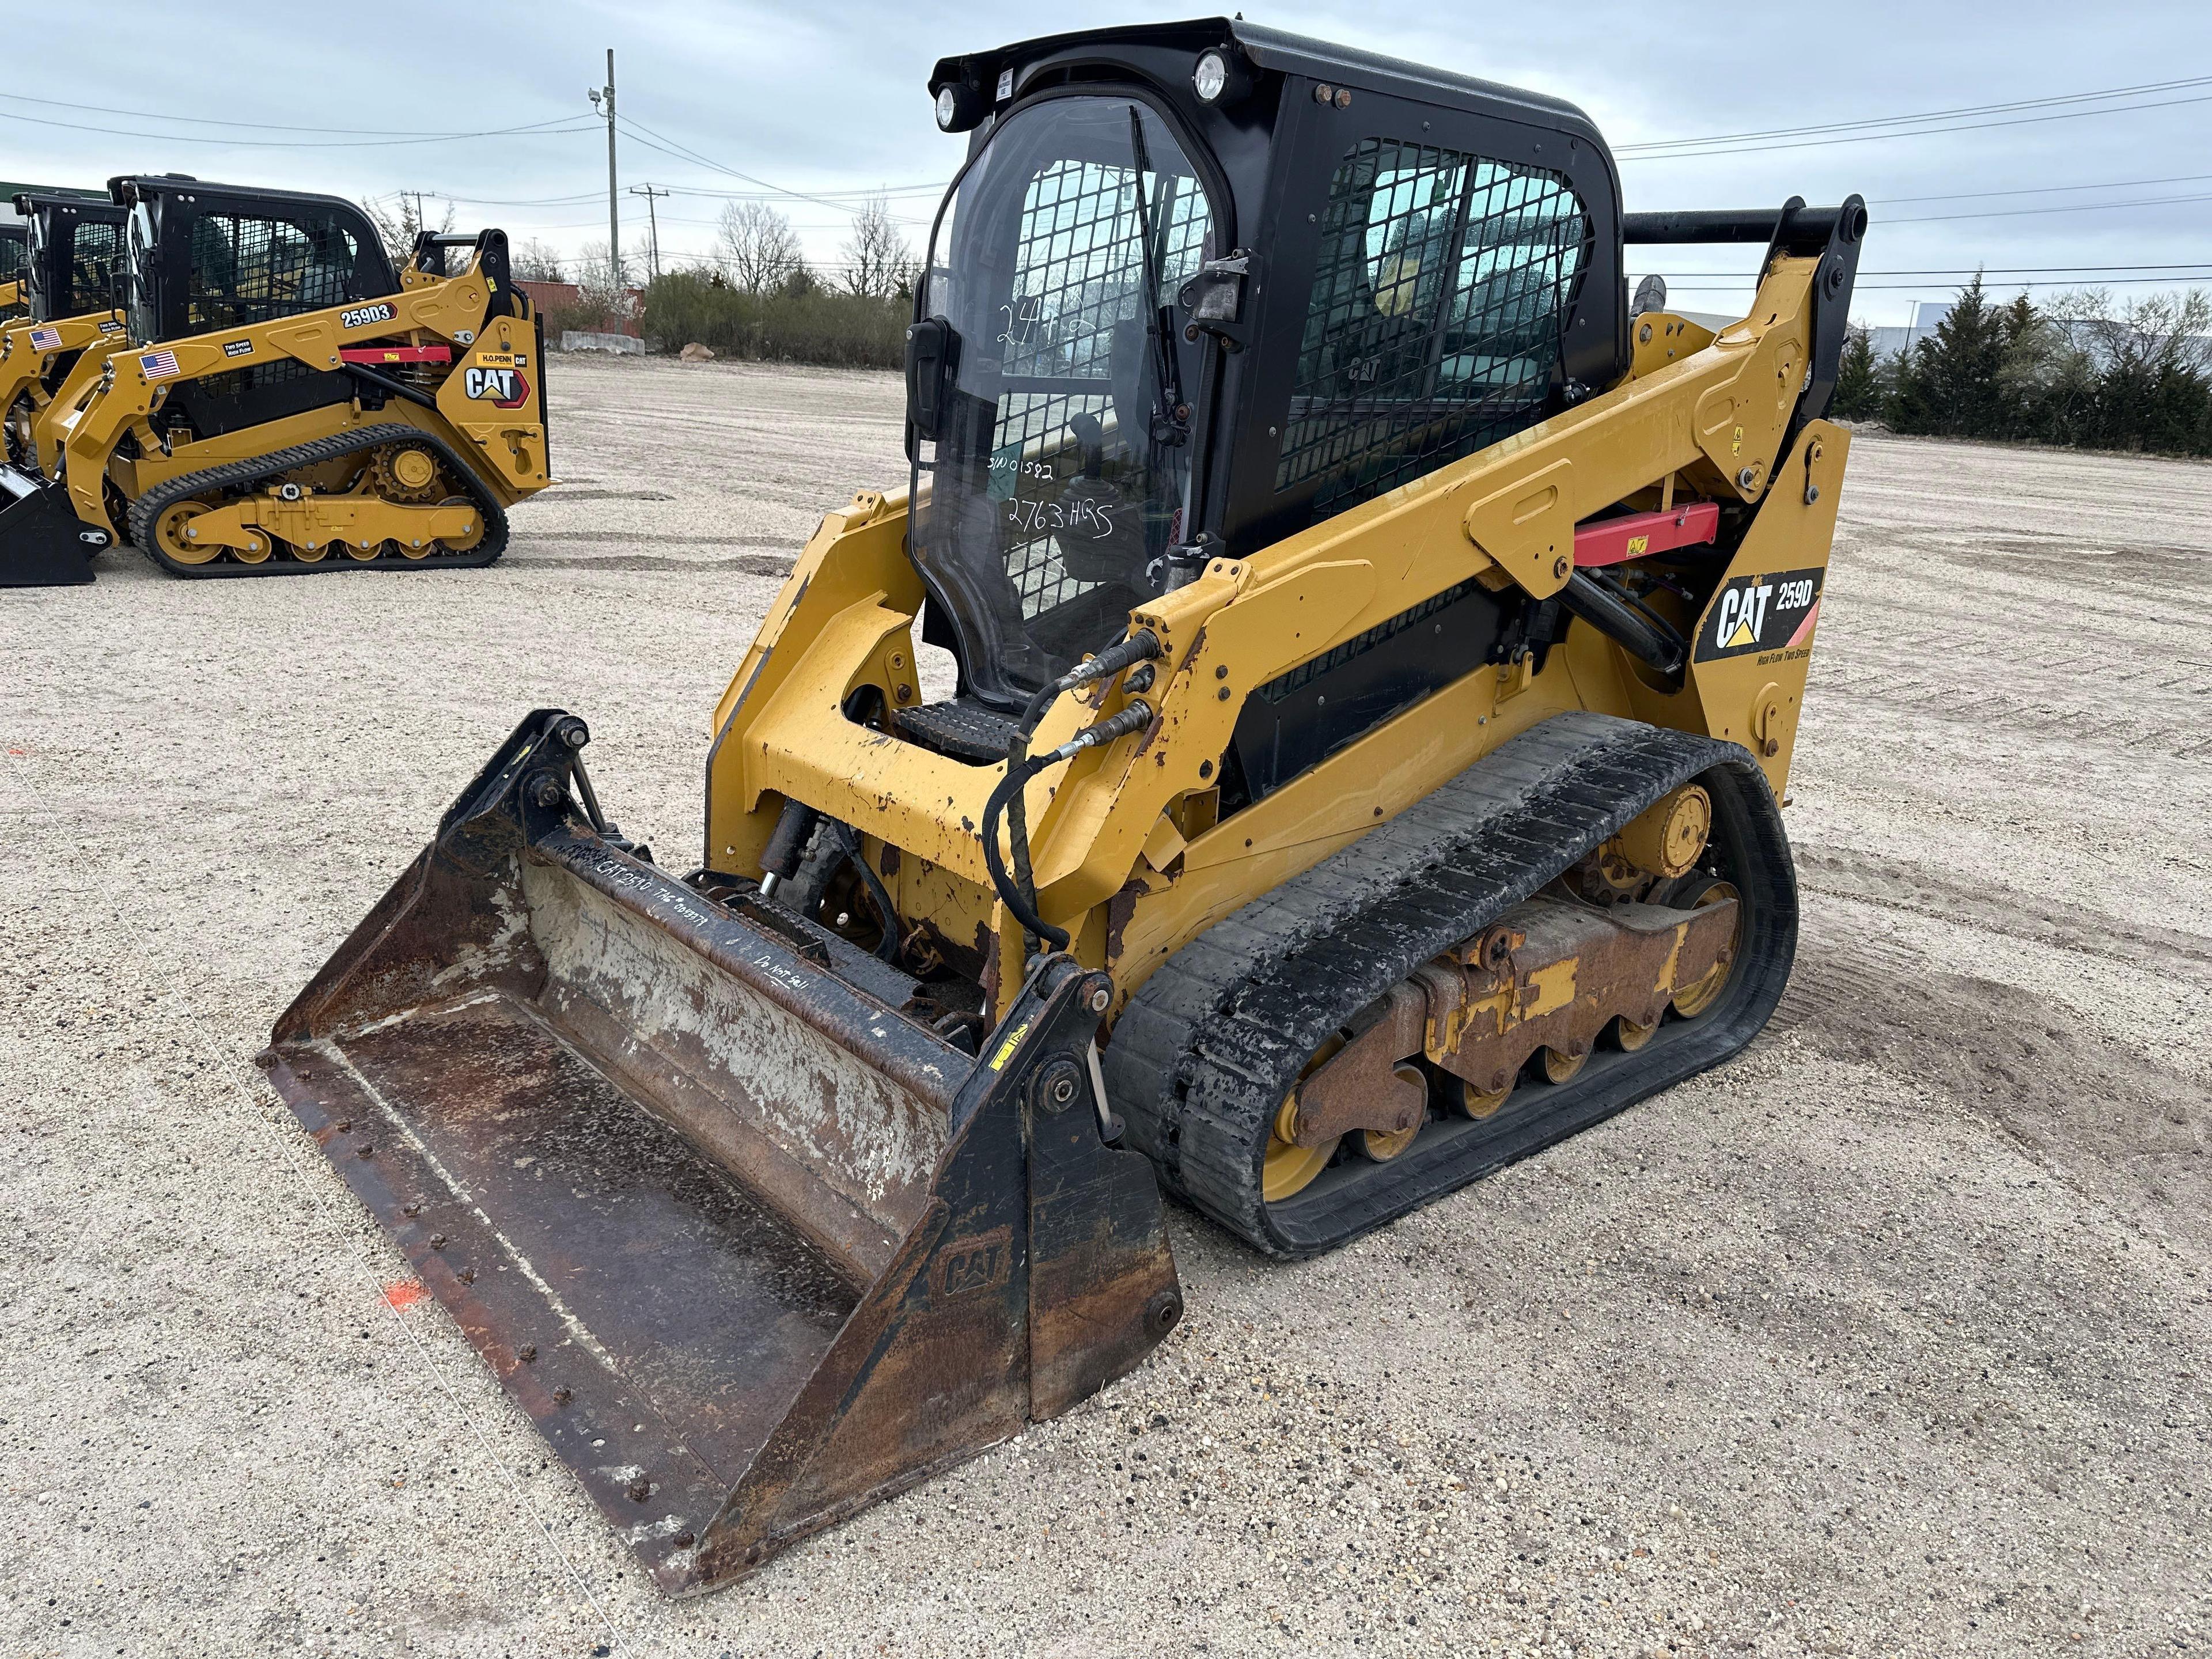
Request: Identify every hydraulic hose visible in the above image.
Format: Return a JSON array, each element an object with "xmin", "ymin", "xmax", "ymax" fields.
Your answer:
[
  {"xmin": 984, "ymin": 697, "xmax": 1155, "ymax": 953},
  {"xmin": 829, "ymin": 820, "xmax": 903, "ymax": 963},
  {"xmin": 995, "ymin": 628, "xmax": 1162, "ymax": 953},
  {"xmin": 1557, "ymin": 570, "xmax": 1688, "ymax": 677}
]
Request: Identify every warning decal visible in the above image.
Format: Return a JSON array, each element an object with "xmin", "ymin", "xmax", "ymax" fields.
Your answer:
[{"xmin": 1696, "ymin": 567, "xmax": 1825, "ymax": 662}]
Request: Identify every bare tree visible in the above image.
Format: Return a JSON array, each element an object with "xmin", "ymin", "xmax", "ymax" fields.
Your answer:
[
  {"xmin": 839, "ymin": 195, "xmax": 914, "ymax": 300},
  {"xmin": 2050, "ymin": 286, "xmax": 2212, "ymax": 381},
  {"xmin": 364, "ymin": 192, "xmax": 456, "ymax": 266},
  {"xmin": 513, "ymin": 239, "xmax": 567, "ymax": 283},
  {"xmin": 716, "ymin": 201, "xmax": 805, "ymax": 296},
  {"xmin": 574, "ymin": 240, "xmax": 626, "ymax": 314}
]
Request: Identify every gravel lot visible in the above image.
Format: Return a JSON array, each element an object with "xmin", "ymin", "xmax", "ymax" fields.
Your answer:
[{"xmin": 4, "ymin": 352, "xmax": 2209, "ymax": 1658}]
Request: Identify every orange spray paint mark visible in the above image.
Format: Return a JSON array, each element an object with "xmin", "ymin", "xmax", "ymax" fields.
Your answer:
[{"xmin": 382, "ymin": 1277, "xmax": 427, "ymax": 1311}]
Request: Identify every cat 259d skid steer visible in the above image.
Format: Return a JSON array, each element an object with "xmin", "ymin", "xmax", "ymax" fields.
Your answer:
[
  {"xmin": 0, "ymin": 217, "xmax": 25, "ymax": 321},
  {"xmin": 266, "ymin": 20, "xmax": 1865, "ymax": 1596},
  {"xmin": 1, "ymin": 189, "xmax": 131, "ymax": 476},
  {"xmin": 0, "ymin": 175, "xmax": 548, "ymax": 586}
]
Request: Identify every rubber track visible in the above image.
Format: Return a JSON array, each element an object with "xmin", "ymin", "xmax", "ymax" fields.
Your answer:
[
  {"xmin": 124, "ymin": 421, "xmax": 507, "ymax": 577},
  {"xmin": 1102, "ymin": 712, "xmax": 1798, "ymax": 1258}
]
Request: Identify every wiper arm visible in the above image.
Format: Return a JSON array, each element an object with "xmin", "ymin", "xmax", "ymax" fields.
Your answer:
[{"xmin": 1126, "ymin": 106, "xmax": 1186, "ymax": 447}]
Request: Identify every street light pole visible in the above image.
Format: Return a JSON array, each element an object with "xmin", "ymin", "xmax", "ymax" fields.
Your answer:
[{"xmin": 588, "ymin": 51, "xmax": 620, "ymax": 291}]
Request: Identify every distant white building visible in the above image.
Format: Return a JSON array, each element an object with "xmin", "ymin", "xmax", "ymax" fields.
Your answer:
[{"xmin": 1868, "ymin": 300, "xmax": 1951, "ymax": 360}]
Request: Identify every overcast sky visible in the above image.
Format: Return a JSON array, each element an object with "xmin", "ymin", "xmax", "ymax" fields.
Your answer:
[{"xmin": 8, "ymin": 0, "xmax": 2209, "ymax": 326}]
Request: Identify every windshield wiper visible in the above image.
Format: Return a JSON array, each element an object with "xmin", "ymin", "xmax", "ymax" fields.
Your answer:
[{"xmin": 1126, "ymin": 107, "xmax": 1187, "ymax": 448}]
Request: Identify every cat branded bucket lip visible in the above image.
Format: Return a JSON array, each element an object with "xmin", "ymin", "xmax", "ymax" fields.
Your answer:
[{"xmin": 261, "ymin": 709, "xmax": 1180, "ymax": 1596}]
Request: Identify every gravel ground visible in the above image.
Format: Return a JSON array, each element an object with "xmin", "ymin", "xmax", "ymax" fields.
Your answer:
[{"xmin": 3, "ymin": 353, "xmax": 2209, "ymax": 1659}]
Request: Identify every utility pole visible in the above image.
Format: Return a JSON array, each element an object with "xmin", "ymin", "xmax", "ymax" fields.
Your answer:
[
  {"xmin": 628, "ymin": 184, "xmax": 669, "ymax": 281},
  {"xmin": 588, "ymin": 50, "xmax": 620, "ymax": 290}
]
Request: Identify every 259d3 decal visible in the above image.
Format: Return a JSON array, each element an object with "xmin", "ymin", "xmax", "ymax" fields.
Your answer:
[{"xmin": 1696, "ymin": 567, "xmax": 1825, "ymax": 662}]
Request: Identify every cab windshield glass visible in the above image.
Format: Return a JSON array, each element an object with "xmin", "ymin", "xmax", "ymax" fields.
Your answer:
[{"xmin": 911, "ymin": 96, "xmax": 1215, "ymax": 707}]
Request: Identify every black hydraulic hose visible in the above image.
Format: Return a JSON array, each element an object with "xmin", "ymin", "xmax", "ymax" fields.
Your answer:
[
  {"xmin": 830, "ymin": 821, "xmax": 903, "ymax": 963},
  {"xmin": 997, "ymin": 628, "xmax": 1162, "ymax": 953},
  {"xmin": 986, "ymin": 751, "xmax": 1063, "ymax": 950},
  {"xmin": 1586, "ymin": 566, "xmax": 1688, "ymax": 650},
  {"xmin": 1556, "ymin": 570, "xmax": 1688, "ymax": 677},
  {"xmin": 340, "ymin": 361, "xmax": 440, "ymax": 411},
  {"xmin": 985, "ymin": 697, "xmax": 1156, "ymax": 955}
]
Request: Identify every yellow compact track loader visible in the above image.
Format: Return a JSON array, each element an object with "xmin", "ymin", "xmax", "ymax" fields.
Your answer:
[
  {"xmin": 0, "ymin": 175, "xmax": 549, "ymax": 586},
  {"xmin": 266, "ymin": 20, "xmax": 1865, "ymax": 1595},
  {"xmin": 1, "ymin": 190, "xmax": 131, "ymax": 476},
  {"xmin": 0, "ymin": 218, "xmax": 25, "ymax": 321}
]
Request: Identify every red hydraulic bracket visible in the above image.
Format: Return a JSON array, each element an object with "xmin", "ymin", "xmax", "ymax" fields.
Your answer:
[
  {"xmin": 1573, "ymin": 501, "xmax": 1720, "ymax": 568},
  {"xmin": 338, "ymin": 345, "xmax": 454, "ymax": 366}
]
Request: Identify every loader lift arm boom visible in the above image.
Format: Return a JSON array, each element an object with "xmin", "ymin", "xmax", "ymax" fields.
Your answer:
[{"xmin": 710, "ymin": 208, "xmax": 1864, "ymax": 942}]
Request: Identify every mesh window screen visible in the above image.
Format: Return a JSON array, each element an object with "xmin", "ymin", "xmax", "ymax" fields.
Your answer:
[
  {"xmin": 1277, "ymin": 139, "xmax": 1588, "ymax": 520},
  {"xmin": 187, "ymin": 213, "xmax": 361, "ymax": 331},
  {"xmin": 993, "ymin": 161, "xmax": 1209, "ymax": 618},
  {"xmin": 69, "ymin": 220, "xmax": 123, "ymax": 315},
  {"xmin": 0, "ymin": 226, "xmax": 24, "ymax": 315}
]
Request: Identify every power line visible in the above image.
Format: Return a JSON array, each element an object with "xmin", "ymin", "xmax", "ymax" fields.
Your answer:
[
  {"xmin": 0, "ymin": 88, "xmax": 552, "ymax": 137},
  {"xmin": 1885, "ymin": 190, "xmax": 2212, "ymax": 224},
  {"xmin": 613, "ymin": 114, "xmax": 933, "ymax": 224},
  {"xmin": 1618, "ymin": 91, "xmax": 2212, "ymax": 163},
  {"xmin": 429, "ymin": 182, "xmax": 944, "ymax": 210},
  {"xmin": 1870, "ymin": 171, "xmax": 2212, "ymax": 206},
  {"xmin": 0, "ymin": 106, "xmax": 597, "ymax": 149},
  {"xmin": 1615, "ymin": 71, "xmax": 2212, "ymax": 153}
]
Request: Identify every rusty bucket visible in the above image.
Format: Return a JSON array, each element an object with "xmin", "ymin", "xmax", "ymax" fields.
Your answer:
[{"xmin": 261, "ymin": 710, "xmax": 1180, "ymax": 1594}]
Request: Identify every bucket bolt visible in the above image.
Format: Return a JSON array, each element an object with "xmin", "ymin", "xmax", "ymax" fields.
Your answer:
[
  {"xmin": 1032, "ymin": 1058, "xmax": 1085, "ymax": 1115},
  {"xmin": 1145, "ymin": 1290, "xmax": 1184, "ymax": 1335}
]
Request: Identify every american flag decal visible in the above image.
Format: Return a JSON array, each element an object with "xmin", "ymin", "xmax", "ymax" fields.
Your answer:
[
  {"xmin": 29, "ymin": 326, "xmax": 63, "ymax": 352},
  {"xmin": 140, "ymin": 349, "xmax": 180, "ymax": 380}
]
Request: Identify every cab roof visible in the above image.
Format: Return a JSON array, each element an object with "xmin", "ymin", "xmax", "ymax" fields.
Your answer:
[
  {"xmin": 107, "ymin": 175, "xmax": 369, "ymax": 218},
  {"xmin": 930, "ymin": 17, "xmax": 1599, "ymax": 139},
  {"xmin": 13, "ymin": 189, "xmax": 125, "ymax": 221}
]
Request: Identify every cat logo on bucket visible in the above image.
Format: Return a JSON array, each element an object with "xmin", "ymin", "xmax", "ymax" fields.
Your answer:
[
  {"xmin": 462, "ymin": 354, "xmax": 531, "ymax": 410},
  {"xmin": 929, "ymin": 1226, "xmax": 1013, "ymax": 1302},
  {"xmin": 1696, "ymin": 567, "xmax": 1825, "ymax": 662}
]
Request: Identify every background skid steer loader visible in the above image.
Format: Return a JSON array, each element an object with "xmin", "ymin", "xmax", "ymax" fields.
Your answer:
[
  {"xmin": 2, "ymin": 191, "xmax": 131, "ymax": 468},
  {"xmin": 267, "ymin": 19, "xmax": 1865, "ymax": 1594},
  {"xmin": 0, "ymin": 175, "xmax": 550, "ymax": 586},
  {"xmin": 0, "ymin": 217, "xmax": 24, "ymax": 321}
]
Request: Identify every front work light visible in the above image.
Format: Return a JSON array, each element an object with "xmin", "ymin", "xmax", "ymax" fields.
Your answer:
[
  {"xmin": 1192, "ymin": 48, "xmax": 1249, "ymax": 105},
  {"xmin": 935, "ymin": 86, "xmax": 961, "ymax": 130}
]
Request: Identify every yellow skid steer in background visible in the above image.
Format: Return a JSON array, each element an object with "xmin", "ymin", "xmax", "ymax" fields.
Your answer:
[
  {"xmin": 267, "ymin": 20, "xmax": 1866, "ymax": 1596},
  {"xmin": 0, "ymin": 214, "xmax": 23, "ymax": 321},
  {"xmin": 1, "ymin": 189, "xmax": 131, "ymax": 480},
  {"xmin": 0, "ymin": 175, "xmax": 549, "ymax": 586}
]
